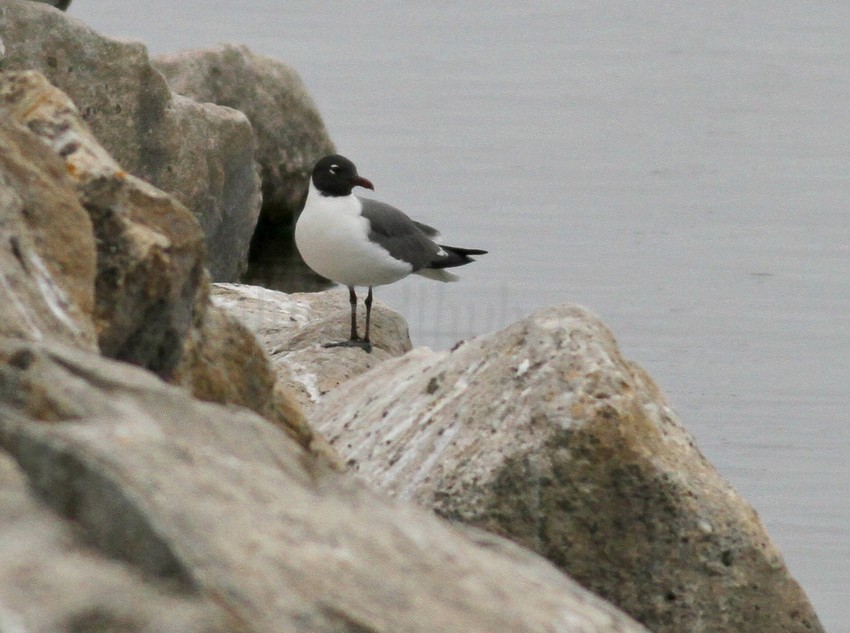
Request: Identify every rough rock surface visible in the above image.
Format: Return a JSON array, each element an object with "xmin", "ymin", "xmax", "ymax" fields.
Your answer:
[
  {"xmin": 0, "ymin": 340, "xmax": 650, "ymax": 633},
  {"xmin": 312, "ymin": 304, "xmax": 824, "ymax": 633},
  {"xmin": 154, "ymin": 44, "xmax": 336, "ymax": 291},
  {"xmin": 212, "ymin": 283, "xmax": 412, "ymax": 414},
  {"xmin": 0, "ymin": 70, "xmax": 319, "ymax": 461},
  {"xmin": 30, "ymin": 0, "xmax": 70, "ymax": 9},
  {"xmin": 0, "ymin": 0, "xmax": 261, "ymax": 280},
  {"xmin": 173, "ymin": 290, "xmax": 341, "ymax": 467},
  {"xmin": 0, "ymin": 118, "xmax": 96, "ymax": 350},
  {"xmin": 154, "ymin": 43, "xmax": 336, "ymax": 226},
  {"xmin": 0, "ymin": 450, "xmax": 229, "ymax": 633},
  {"xmin": 0, "ymin": 69, "xmax": 206, "ymax": 377}
]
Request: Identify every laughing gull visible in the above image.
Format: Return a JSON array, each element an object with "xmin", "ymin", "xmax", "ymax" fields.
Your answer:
[{"xmin": 295, "ymin": 154, "xmax": 487, "ymax": 351}]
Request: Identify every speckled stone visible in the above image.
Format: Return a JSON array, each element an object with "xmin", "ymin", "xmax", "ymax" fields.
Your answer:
[
  {"xmin": 0, "ymin": 340, "xmax": 651, "ymax": 633},
  {"xmin": 0, "ymin": 2, "xmax": 261, "ymax": 280},
  {"xmin": 0, "ymin": 71, "xmax": 312, "ymax": 458},
  {"xmin": 0, "ymin": 116, "xmax": 96, "ymax": 350},
  {"xmin": 211, "ymin": 283, "xmax": 412, "ymax": 415},
  {"xmin": 154, "ymin": 44, "xmax": 335, "ymax": 226},
  {"xmin": 0, "ymin": 69, "xmax": 206, "ymax": 376},
  {"xmin": 311, "ymin": 304, "xmax": 824, "ymax": 633}
]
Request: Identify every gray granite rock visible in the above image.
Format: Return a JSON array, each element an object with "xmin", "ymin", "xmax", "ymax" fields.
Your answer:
[
  {"xmin": 0, "ymin": 69, "xmax": 206, "ymax": 377},
  {"xmin": 0, "ymin": 117, "xmax": 96, "ymax": 350},
  {"xmin": 155, "ymin": 44, "xmax": 337, "ymax": 291},
  {"xmin": 0, "ymin": 0, "xmax": 261, "ymax": 281},
  {"xmin": 0, "ymin": 340, "xmax": 650, "ymax": 633},
  {"xmin": 0, "ymin": 449, "xmax": 229, "ymax": 633},
  {"xmin": 0, "ymin": 70, "xmax": 317, "ymax": 461},
  {"xmin": 311, "ymin": 304, "xmax": 824, "ymax": 633},
  {"xmin": 154, "ymin": 43, "xmax": 335, "ymax": 227},
  {"xmin": 212, "ymin": 283, "xmax": 411, "ymax": 415}
]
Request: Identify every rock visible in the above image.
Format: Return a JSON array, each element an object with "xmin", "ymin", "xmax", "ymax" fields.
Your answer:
[
  {"xmin": 154, "ymin": 44, "xmax": 335, "ymax": 227},
  {"xmin": 29, "ymin": 0, "xmax": 70, "ymax": 10},
  {"xmin": 173, "ymin": 290, "xmax": 342, "ymax": 468},
  {"xmin": 154, "ymin": 44, "xmax": 336, "ymax": 291},
  {"xmin": 173, "ymin": 295, "xmax": 276, "ymax": 415},
  {"xmin": 0, "ymin": 117, "xmax": 96, "ymax": 350},
  {"xmin": 0, "ymin": 339, "xmax": 650, "ymax": 633},
  {"xmin": 158, "ymin": 93, "xmax": 260, "ymax": 281},
  {"xmin": 0, "ymin": 0, "xmax": 261, "ymax": 281},
  {"xmin": 0, "ymin": 69, "xmax": 321, "ymax": 461},
  {"xmin": 0, "ymin": 69, "xmax": 207, "ymax": 377},
  {"xmin": 0, "ymin": 450, "xmax": 229, "ymax": 633},
  {"xmin": 311, "ymin": 304, "xmax": 825, "ymax": 633},
  {"xmin": 212, "ymin": 283, "xmax": 412, "ymax": 414}
]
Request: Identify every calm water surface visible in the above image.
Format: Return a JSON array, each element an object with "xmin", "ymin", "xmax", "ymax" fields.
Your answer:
[{"xmin": 73, "ymin": 3, "xmax": 849, "ymax": 629}]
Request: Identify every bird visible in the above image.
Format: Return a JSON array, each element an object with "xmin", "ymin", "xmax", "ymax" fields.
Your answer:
[{"xmin": 295, "ymin": 154, "xmax": 486, "ymax": 352}]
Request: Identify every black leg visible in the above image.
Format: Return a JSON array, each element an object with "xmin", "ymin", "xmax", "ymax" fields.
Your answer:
[
  {"xmin": 347, "ymin": 285, "xmax": 359, "ymax": 341},
  {"xmin": 322, "ymin": 286, "xmax": 372, "ymax": 352},
  {"xmin": 363, "ymin": 287, "xmax": 373, "ymax": 344}
]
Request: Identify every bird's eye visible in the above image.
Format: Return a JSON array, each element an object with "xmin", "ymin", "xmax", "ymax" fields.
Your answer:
[{"xmin": 329, "ymin": 164, "xmax": 339, "ymax": 174}]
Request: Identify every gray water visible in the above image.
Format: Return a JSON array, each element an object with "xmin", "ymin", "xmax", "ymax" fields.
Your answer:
[{"xmin": 72, "ymin": 3, "xmax": 849, "ymax": 629}]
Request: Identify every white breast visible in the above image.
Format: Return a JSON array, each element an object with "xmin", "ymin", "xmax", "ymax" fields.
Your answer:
[{"xmin": 295, "ymin": 183, "xmax": 413, "ymax": 287}]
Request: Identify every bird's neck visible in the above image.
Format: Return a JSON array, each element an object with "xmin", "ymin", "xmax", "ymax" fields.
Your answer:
[{"xmin": 305, "ymin": 181, "xmax": 361, "ymax": 217}]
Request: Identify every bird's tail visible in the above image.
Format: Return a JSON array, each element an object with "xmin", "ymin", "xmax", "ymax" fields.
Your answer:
[
  {"xmin": 429, "ymin": 245, "xmax": 488, "ymax": 269},
  {"xmin": 416, "ymin": 245, "xmax": 486, "ymax": 282}
]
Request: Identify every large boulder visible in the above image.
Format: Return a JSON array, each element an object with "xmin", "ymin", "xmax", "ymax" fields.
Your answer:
[
  {"xmin": 154, "ymin": 44, "xmax": 336, "ymax": 291},
  {"xmin": 0, "ymin": 0, "xmax": 261, "ymax": 281},
  {"xmin": 0, "ymin": 70, "xmax": 320, "ymax": 460},
  {"xmin": 0, "ymin": 69, "xmax": 206, "ymax": 377},
  {"xmin": 311, "ymin": 304, "xmax": 824, "ymax": 633},
  {"xmin": 0, "ymin": 340, "xmax": 650, "ymax": 633},
  {"xmin": 0, "ymin": 450, "xmax": 229, "ymax": 632},
  {"xmin": 212, "ymin": 283, "xmax": 412, "ymax": 415},
  {"xmin": 0, "ymin": 117, "xmax": 96, "ymax": 350},
  {"xmin": 154, "ymin": 44, "xmax": 335, "ymax": 227},
  {"xmin": 174, "ymin": 287, "xmax": 341, "ymax": 467}
]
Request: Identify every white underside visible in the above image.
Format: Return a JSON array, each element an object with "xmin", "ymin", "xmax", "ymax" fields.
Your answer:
[{"xmin": 295, "ymin": 183, "xmax": 414, "ymax": 287}]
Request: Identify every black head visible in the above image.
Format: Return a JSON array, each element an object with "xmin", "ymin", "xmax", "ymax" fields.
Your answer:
[{"xmin": 311, "ymin": 154, "xmax": 374, "ymax": 197}]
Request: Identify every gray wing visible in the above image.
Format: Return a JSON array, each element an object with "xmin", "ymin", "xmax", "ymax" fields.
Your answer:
[
  {"xmin": 358, "ymin": 197, "xmax": 444, "ymax": 270},
  {"xmin": 413, "ymin": 220, "xmax": 440, "ymax": 237}
]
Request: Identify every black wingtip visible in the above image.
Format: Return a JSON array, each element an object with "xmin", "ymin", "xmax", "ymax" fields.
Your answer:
[
  {"xmin": 429, "ymin": 245, "xmax": 488, "ymax": 269},
  {"xmin": 447, "ymin": 246, "xmax": 487, "ymax": 257}
]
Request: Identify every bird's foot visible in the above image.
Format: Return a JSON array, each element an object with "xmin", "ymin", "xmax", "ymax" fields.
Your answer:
[{"xmin": 322, "ymin": 339, "xmax": 372, "ymax": 353}]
